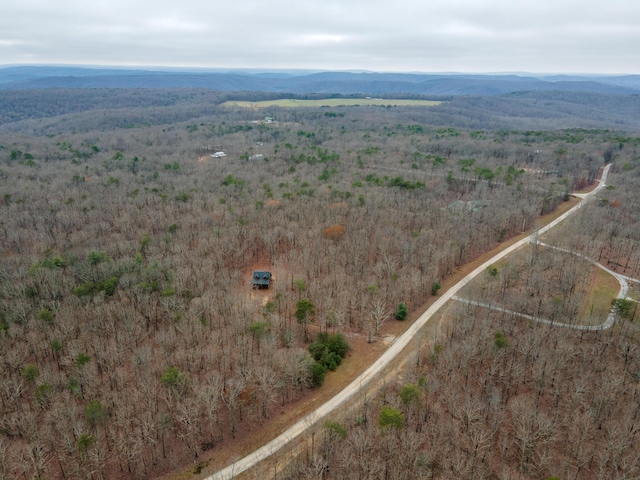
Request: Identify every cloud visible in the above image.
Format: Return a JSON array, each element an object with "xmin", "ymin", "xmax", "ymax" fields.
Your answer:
[{"xmin": 1, "ymin": 0, "xmax": 639, "ymax": 73}]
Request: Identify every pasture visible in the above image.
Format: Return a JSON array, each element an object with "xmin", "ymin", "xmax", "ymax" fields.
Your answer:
[{"xmin": 220, "ymin": 98, "xmax": 442, "ymax": 108}]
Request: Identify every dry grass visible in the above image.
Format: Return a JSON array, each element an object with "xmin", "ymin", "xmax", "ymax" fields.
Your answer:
[
  {"xmin": 579, "ymin": 265, "xmax": 620, "ymax": 322},
  {"xmin": 220, "ymin": 98, "xmax": 442, "ymax": 108}
]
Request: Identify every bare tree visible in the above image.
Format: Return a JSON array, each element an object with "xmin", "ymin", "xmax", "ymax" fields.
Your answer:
[{"xmin": 365, "ymin": 297, "xmax": 389, "ymax": 343}]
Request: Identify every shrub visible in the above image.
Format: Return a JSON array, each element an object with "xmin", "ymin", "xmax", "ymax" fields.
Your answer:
[
  {"xmin": 88, "ymin": 250, "xmax": 110, "ymax": 266},
  {"xmin": 399, "ymin": 383, "xmax": 421, "ymax": 406},
  {"xmin": 85, "ymin": 400, "xmax": 108, "ymax": 428},
  {"xmin": 311, "ymin": 362, "xmax": 327, "ymax": 387},
  {"xmin": 160, "ymin": 367, "xmax": 190, "ymax": 393},
  {"xmin": 494, "ymin": 331, "xmax": 508, "ymax": 348},
  {"xmin": 309, "ymin": 341, "xmax": 328, "ymax": 362},
  {"xmin": 42, "ymin": 255, "xmax": 66, "ymax": 269},
  {"xmin": 309, "ymin": 333, "xmax": 349, "ymax": 364},
  {"xmin": 322, "ymin": 351, "xmax": 342, "ymax": 371},
  {"xmin": 35, "ymin": 383, "xmax": 53, "ymax": 405},
  {"xmin": 612, "ymin": 298, "xmax": 635, "ymax": 320},
  {"xmin": 395, "ymin": 303, "xmax": 408, "ymax": 320},
  {"xmin": 74, "ymin": 353, "xmax": 91, "ymax": 367},
  {"xmin": 295, "ymin": 298, "xmax": 315, "ymax": 323},
  {"xmin": 73, "ymin": 277, "xmax": 118, "ymax": 297},
  {"xmin": 68, "ymin": 377, "xmax": 81, "ymax": 396},
  {"xmin": 101, "ymin": 277, "xmax": 118, "ymax": 296},
  {"xmin": 160, "ymin": 367, "xmax": 182, "ymax": 387},
  {"xmin": 51, "ymin": 339, "xmax": 63, "ymax": 353},
  {"xmin": 325, "ymin": 420, "xmax": 347, "ymax": 439},
  {"xmin": 73, "ymin": 281, "xmax": 96, "ymax": 297},
  {"xmin": 248, "ymin": 321, "xmax": 269, "ymax": 339},
  {"xmin": 378, "ymin": 406, "xmax": 404, "ymax": 430},
  {"xmin": 77, "ymin": 433, "xmax": 95, "ymax": 457},
  {"xmin": 388, "ymin": 176, "xmax": 424, "ymax": 190},
  {"xmin": 22, "ymin": 364, "xmax": 39, "ymax": 383},
  {"xmin": 222, "ymin": 174, "xmax": 245, "ymax": 186},
  {"xmin": 36, "ymin": 308, "xmax": 54, "ymax": 324},
  {"xmin": 308, "ymin": 332, "xmax": 350, "ymax": 384},
  {"xmin": 326, "ymin": 333, "xmax": 349, "ymax": 358},
  {"xmin": 32, "ymin": 255, "xmax": 66, "ymax": 270}
]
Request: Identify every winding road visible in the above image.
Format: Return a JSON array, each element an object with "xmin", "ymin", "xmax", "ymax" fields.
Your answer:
[
  {"xmin": 207, "ymin": 164, "xmax": 612, "ymax": 480},
  {"xmin": 453, "ymin": 237, "xmax": 639, "ymax": 331}
]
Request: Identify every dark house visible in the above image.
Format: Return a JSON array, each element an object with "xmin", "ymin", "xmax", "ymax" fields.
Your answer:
[{"xmin": 251, "ymin": 271, "xmax": 272, "ymax": 289}]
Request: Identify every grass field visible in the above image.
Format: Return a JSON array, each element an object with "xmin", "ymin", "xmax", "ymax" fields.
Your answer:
[
  {"xmin": 579, "ymin": 266, "xmax": 620, "ymax": 324},
  {"xmin": 220, "ymin": 98, "xmax": 443, "ymax": 108}
]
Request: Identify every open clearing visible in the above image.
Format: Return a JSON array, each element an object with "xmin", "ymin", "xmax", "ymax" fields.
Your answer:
[{"xmin": 220, "ymin": 98, "xmax": 443, "ymax": 108}]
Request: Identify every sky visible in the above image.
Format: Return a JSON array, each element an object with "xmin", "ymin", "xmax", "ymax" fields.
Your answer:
[{"xmin": 1, "ymin": 0, "xmax": 639, "ymax": 74}]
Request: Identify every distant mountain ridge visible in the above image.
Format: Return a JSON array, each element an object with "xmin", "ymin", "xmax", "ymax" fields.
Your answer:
[{"xmin": 1, "ymin": 66, "xmax": 639, "ymax": 96}]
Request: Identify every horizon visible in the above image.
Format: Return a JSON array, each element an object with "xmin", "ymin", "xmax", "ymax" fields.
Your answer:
[{"xmin": 1, "ymin": 64, "xmax": 638, "ymax": 78}]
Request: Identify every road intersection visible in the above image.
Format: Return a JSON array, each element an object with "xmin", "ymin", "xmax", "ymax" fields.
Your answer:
[{"xmin": 207, "ymin": 164, "xmax": 612, "ymax": 480}]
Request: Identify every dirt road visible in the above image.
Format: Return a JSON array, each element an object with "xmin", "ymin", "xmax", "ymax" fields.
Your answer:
[{"xmin": 206, "ymin": 164, "xmax": 611, "ymax": 480}]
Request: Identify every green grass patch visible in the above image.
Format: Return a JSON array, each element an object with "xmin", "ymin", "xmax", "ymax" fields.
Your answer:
[{"xmin": 220, "ymin": 98, "xmax": 442, "ymax": 108}]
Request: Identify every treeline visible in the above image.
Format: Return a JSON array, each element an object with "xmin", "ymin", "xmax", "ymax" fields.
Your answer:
[
  {"xmin": 0, "ymin": 89, "xmax": 231, "ymax": 126},
  {"xmin": 3, "ymin": 88, "xmax": 640, "ymax": 132}
]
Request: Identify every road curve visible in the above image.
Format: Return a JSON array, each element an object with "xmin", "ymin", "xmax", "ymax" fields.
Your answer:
[
  {"xmin": 206, "ymin": 164, "xmax": 611, "ymax": 480},
  {"xmin": 453, "ymin": 230, "xmax": 639, "ymax": 331}
]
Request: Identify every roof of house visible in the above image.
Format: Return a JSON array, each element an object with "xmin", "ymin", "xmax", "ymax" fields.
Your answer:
[{"xmin": 251, "ymin": 271, "xmax": 272, "ymax": 286}]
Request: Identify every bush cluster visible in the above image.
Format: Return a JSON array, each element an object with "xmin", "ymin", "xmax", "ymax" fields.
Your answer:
[
  {"xmin": 72, "ymin": 277, "xmax": 119, "ymax": 297},
  {"xmin": 308, "ymin": 332, "xmax": 350, "ymax": 386}
]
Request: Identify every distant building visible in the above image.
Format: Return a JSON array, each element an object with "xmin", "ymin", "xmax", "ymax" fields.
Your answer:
[
  {"xmin": 264, "ymin": 117, "xmax": 273, "ymax": 123},
  {"xmin": 251, "ymin": 271, "xmax": 272, "ymax": 289},
  {"xmin": 211, "ymin": 151, "xmax": 227, "ymax": 158},
  {"xmin": 249, "ymin": 154, "xmax": 264, "ymax": 161}
]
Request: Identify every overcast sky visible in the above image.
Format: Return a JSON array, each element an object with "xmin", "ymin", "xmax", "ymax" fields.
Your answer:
[{"xmin": 1, "ymin": 0, "xmax": 639, "ymax": 74}]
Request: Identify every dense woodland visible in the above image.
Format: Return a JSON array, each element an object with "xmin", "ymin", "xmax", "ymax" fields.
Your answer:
[
  {"xmin": 0, "ymin": 89, "xmax": 639, "ymax": 479},
  {"xmin": 285, "ymin": 304, "xmax": 640, "ymax": 479}
]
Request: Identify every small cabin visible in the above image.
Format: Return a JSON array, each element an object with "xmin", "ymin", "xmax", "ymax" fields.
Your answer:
[{"xmin": 251, "ymin": 271, "xmax": 272, "ymax": 289}]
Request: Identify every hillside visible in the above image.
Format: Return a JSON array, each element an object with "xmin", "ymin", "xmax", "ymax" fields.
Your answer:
[
  {"xmin": 2, "ymin": 87, "xmax": 640, "ymax": 133},
  {"xmin": 0, "ymin": 88, "xmax": 639, "ymax": 479}
]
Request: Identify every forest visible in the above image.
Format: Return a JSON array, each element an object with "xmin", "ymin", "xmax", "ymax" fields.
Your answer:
[{"xmin": 0, "ymin": 88, "xmax": 639, "ymax": 479}]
